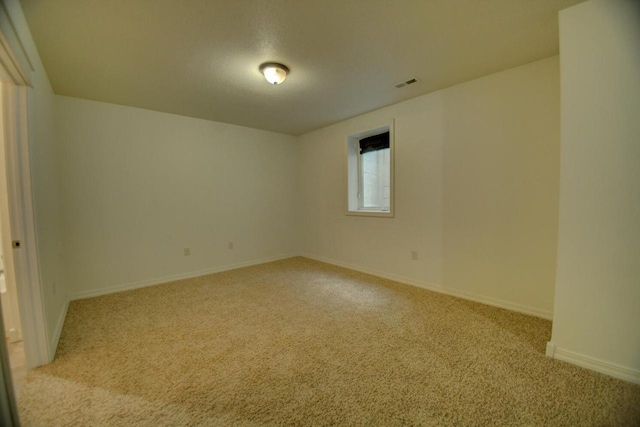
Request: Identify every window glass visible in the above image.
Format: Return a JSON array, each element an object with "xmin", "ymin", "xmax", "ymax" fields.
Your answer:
[{"xmin": 361, "ymin": 148, "xmax": 390, "ymax": 211}]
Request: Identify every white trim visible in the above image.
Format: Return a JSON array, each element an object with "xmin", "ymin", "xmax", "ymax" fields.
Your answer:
[
  {"xmin": 0, "ymin": 1, "xmax": 35, "ymax": 75},
  {"xmin": 345, "ymin": 210, "xmax": 395, "ymax": 218},
  {"xmin": 545, "ymin": 341, "xmax": 556, "ymax": 357},
  {"xmin": 547, "ymin": 343, "xmax": 640, "ymax": 385},
  {"xmin": 49, "ymin": 297, "xmax": 69, "ymax": 359},
  {"xmin": 0, "ymin": 0, "xmax": 50, "ymax": 372},
  {"xmin": 1, "ymin": 83, "xmax": 49, "ymax": 367},
  {"xmin": 301, "ymin": 253, "xmax": 553, "ymax": 320},
  {"xmin": 70, "ymin": 254, "xmax": 298, "ymax": 301},
  {"xmin": 346, "ymin": 120, "xmax": 395, "ymax": 218},
  {"xmin": 0, "ymin": 30, "xmax": 28, "ymax": 86}
]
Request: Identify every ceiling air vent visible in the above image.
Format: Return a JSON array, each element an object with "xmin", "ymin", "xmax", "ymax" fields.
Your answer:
[{"xmin": 394, "ymin": 78, "xmax": 419, "ymax": 89}]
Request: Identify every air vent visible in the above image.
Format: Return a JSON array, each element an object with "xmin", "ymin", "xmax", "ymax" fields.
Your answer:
[{"xmin": 394, "ymin": 78, "xmax": 419, "ymax": 89}]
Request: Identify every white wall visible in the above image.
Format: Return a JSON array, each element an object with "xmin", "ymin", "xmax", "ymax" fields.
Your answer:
[
  {"xmin": 548, "ymin": 0, "xmax": 640, "ymax": 383},
  {"xmin": 1, "ymin": 0, "xmax": 68, "ymax": 359},
  {"xmin": 56, "ymin": 97, "xmax": 299, "ymax": 298},
  {"xmin": 299, "ymin": 57, "xmax": 560, "ymax": 319}
]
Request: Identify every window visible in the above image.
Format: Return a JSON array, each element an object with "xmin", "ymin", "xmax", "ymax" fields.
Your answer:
[{"xmin": 347, "ymin": 121, "xmax": 394, "ymax": 217}]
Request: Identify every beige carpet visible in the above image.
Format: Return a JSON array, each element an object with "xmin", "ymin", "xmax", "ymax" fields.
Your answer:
[{"xmin": 18, "ymin": 257, "xmax": 640, "ymax": 426}]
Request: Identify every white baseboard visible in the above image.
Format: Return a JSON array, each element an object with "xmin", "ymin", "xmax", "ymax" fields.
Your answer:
[
  {"xmin": 546, "ymin": 342, "xmax": 640, "ymax": 384},
  {"xmin": 69, "ymin": 252, "xmax": 553, "ymax": 320},
  {"xmin": 69, "ymin": 254, "xmax": 298, "ymax": 301},
  {"xmin": 546, "ymin": 341, "xmax": 556, "ymax": 357},
  {"xmin": 50, "ymin": 297, "xmax": 70, "ymax": 360},
  {"xmin": 301, "ymin": 253, "xmax": 553, "ymax": 320}
]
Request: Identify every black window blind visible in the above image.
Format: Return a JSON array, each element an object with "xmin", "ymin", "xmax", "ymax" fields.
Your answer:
[{"xmin": 359, "ymin": 132, "xmax": 389, "ymax": 154}]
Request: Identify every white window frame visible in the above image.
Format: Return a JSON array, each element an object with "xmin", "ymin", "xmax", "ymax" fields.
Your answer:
[{"xmin": 346, "ymin": 120, "xmax": 394, "ymax": 217}]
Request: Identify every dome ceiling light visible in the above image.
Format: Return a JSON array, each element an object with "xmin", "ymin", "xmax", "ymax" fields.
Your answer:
[{"xmin": 259, "ymin": 62, "xmax": 289, "ymax": 85}]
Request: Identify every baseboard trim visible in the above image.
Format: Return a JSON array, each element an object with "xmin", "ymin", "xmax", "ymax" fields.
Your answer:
[
  {"xmin": 69, "ymin": 254, "xmax": 298, "ymax": 301},
  {"xmin": 50, "ymin": 297, "xmax": 70, "ymax": 361},
  {"xmin": 546, "ymin": 342, "xmax": 640, "ymax": 384},
  {"xmin": 545, "ymin": 341, "xmax": 556, "ymax": 357},
  {"xmin": 69, "ymin": 252, "xmax": 553, "ymax": 320},
  {"xmin": 301, "ymin": 253, "xmax": 553, "ymax": 320}
]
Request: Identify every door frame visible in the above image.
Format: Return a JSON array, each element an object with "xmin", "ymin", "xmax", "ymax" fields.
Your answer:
[
  {"xmin": 0, "ymin": 3, "xmax": 51, "ymax": 424},
  {"xmin": 0, "ymin": 27, "xmax": 49, "ymax": 366},
  {"xmin": 0, "ymin": 83, "xmax": 50, "ymax": 369}
]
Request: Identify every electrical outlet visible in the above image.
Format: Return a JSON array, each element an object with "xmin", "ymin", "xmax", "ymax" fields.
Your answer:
[
  {"xmin": 184, "ymin": 248, "xmax": 191, "ymax": 256},
  {"xmin": 411, "ymin": 250, "xmax": 418, "ymax": 261},
  {"xmin": 228, "ymin": 242, "xmax": 234, "ymax": 250}
]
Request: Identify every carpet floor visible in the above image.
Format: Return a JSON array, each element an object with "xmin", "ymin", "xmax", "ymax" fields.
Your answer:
[{"xmin": 18, "ymin": 257, "xmax": 640, "ymax": 426}]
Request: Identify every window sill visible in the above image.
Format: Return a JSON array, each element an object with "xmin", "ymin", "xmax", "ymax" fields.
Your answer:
[{"xmin": 346, "ymin": 210, "xmax": 394, "ymax": 218}]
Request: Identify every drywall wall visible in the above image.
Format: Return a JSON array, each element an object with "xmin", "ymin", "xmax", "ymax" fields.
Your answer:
[
  {"xmin": 299, "ymin": 56, "xmax": 560, "ymax": 318},
  {"xmin": 1, "ymin": 0, "xmax": 68, "ymax": 361},
  {"xmin": 548, "ymin": 0, "xmax": 640, "ymax": 383},
  {"xmin": 57, "ymin": 97, "xmax": 299, "ymax": 298}
]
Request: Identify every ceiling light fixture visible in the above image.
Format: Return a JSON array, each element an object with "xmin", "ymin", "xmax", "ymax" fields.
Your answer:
[{"xmin": 259, "ymin": 62, "xmax": 289, "ymax": 85}]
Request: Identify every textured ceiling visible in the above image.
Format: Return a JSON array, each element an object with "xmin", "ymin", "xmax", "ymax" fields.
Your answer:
[{"xmin": 21, "ymin": 0, "xmax": 583, "ymax": 135}]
